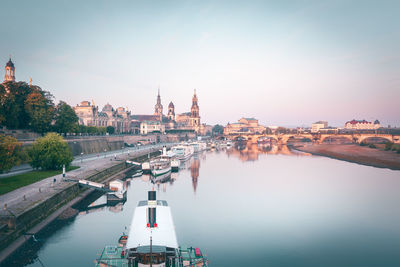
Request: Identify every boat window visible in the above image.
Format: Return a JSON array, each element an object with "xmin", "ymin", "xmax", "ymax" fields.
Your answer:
[{"xmin": 138, "ymin": 253, "xmax": 166, "ymax": 264}]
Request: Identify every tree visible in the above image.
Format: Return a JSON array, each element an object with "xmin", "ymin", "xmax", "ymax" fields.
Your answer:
[
  {"xmin": 0, "ymin": 135, "xmax": 23, "ymax": 173},
  {"xmin": 28, "ymin": 133, "xmax": 73, "ymax": 170},
  {"xmin": 212, "ymin": 124, "xmax": 224, "ymax": 136},
  {"xmin": 106, "ymin": 126, "xmax": 115, "ymax": 134},
  {"xmin": 54, "ymin": 101, "xmax": 79, "ymax": 134},
  {"xmin": 0, "ymin": 82, "xmax": 32, "ymax": 129},
  {"xmin": 25, "ymin": 89, "xmax": 55, "ymax": 134}
]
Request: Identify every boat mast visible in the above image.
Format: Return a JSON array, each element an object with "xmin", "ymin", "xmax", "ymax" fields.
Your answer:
[{"xmin": 150, "ymin": 235, "xmax": 153, "ymax": 267}]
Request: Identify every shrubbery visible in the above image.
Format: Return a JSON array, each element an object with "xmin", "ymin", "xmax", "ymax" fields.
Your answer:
[
  {"xmin": 0, "ymin": 135, "xmax": 23, "ymax": 173},
  {"xmin": 28, "ymin": 133, "xmax": 73, "ymax": 170}
]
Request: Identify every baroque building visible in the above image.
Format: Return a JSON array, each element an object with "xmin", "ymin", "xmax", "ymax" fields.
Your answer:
[
  {"xmin": 4, "ymin": 58, "xmax": 15, "ymax": 82},
  {"xmin": 189, "ymin": 89, "xmax": 200, "ymax": 131},
  {"xmin": 345, "ymin": 119, "xmax": 380, "ymax": 130},
  {"xmin": 167, "ymin": 101, "xmax": 175, "ymax": 121},
  {"xmin": 74, "ymin": 101, "xmax": 131, "ymax": 134},
  {"xmin": 224, "ymin": 118, "xmax": 266, "ymax": 135},
  {"xmin": 154, "ymin": 89, "xmax": 163, "ymax": 120}
]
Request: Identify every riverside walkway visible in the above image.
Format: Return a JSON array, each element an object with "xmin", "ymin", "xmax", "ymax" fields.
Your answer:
[{"xmin": 0, "ymin": 143, "xmax": 172, "ymax": 218}]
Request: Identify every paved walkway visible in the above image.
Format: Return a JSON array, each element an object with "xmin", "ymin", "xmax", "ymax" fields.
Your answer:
[
  {"xmin": 0, "ymin": 143, "xmax": 173, "ymax": 217},
  {"xmin": 0, "ymin": 145, "xmax": 147, "ymax": 178}
]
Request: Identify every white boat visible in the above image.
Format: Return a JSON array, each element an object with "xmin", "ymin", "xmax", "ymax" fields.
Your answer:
[
  {"xmin": 95, "ymin": 191, "xmax": 209, "ymax": 266},
  {"xmin": 142, "ymin": 161, "xmax": 151, "ymax": 174},
  {"xmin": 170, "ymin": 158, "xmax": 180, "ymax": 172},
  {"xmin": 190, "ymin": 142, "xmax": 207, "ymax": 153},
  {"xmin": 106, "ymin": 179, "xmax": 127, "ymax": 202},
  {"xmin": 171, "ymin": 145, "xmax": 193, "ymax": 161},
  {"xmin": 150, "ymin": 155, "xmax": 171, "ymax": 177}
]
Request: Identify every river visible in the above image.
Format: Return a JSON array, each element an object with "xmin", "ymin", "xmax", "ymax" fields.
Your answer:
[{"xmin": 3, "ymin": 144, "xmax": 400, "ymax": 267}]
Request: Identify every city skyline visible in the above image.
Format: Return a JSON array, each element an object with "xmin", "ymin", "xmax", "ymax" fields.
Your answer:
[{"xmin": 1, "ymin": 0, "xmax": 399, "ymax": 127}]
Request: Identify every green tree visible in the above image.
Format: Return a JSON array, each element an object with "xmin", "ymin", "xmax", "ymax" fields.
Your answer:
[
  {"xmin": 0, "ymin": 82, "xmax": 32, "ymax": 129},
  {"xmin": 212, "ymin": 124, "xmax": 224, "ymax": 136},
  {"xmin": 106, "ymin": 126, "xmax": 115, "ymax": 134},
  {"xmin": 0, "ymin": 135, "xmax": 23, "ymax": 173},
  {"xmin": 28, "ymin": 133, "xmax": 73, "ymax": 170},
  {"xmin": 54, "ymin": 101, "xmax": 79, "ymax": 134},
  {"xmin": 25, "ymin": 89, "xmax": 55, "ymax": 134}
]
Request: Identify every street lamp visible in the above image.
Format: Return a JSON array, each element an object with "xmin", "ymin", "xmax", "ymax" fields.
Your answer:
[
  {"xmin": 104, "ymin": 149, "xmax": 107, "ymax": 158},
  {"xmin": 81, "ymin": 152, "xmax": 84, "ymax": 163}
]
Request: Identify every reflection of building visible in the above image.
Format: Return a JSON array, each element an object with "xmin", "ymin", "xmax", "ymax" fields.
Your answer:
[
  {"xmin": 311, "ymin": 121, "xmax": 328, "ymax": 133},
  {"xmin": 345, "ymin": 119, "xmax": 380, "ymax": 130},
  {"xmin": 224, "ymin": 118, "xmax": 266, "ymax": 135},
  {"xmin": 4, "ymin": 58, "xmax": 15, "ymax": 82},
  {"xmin": 190, "ymin": 159, "xmax": 200, "ymax": 193},
  {"xmin": 74, "ymin": 101, "xmax": 131, "ymax": 133}
]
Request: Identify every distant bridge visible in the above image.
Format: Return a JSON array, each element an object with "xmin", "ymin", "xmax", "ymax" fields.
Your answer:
[{"xmin": 226, "ymin": 133, "xmax": 400, "ymax": 145}]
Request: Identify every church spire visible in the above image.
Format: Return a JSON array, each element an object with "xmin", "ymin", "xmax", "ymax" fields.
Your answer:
[
  {"xmin": 4, "ymin": 56, "xmax": 15, "ymax": 82},
  {"xmin": 154, "ymin": 87, "xmax": 163, "ymax": 120}
]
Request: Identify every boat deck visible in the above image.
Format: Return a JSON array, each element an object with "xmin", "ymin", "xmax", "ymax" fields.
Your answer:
[{"xmin": 95, "ymin": 246, "xmax": 208, "ymax": 267}]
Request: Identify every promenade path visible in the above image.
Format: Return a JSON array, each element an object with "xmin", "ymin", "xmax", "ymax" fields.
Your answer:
[
  {"xmin": 0, "ymin": 143, "xmax": 172, "ymax": 217},
  {"xmin": 0, "ymin": 145, "xmax": 140, "ymax": 178}
]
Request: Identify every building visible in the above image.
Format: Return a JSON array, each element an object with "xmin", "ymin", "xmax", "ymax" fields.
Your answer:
[
  {"xmin": 139, "ymin": 89, "xmax": 202, "ymax": 133},
  {"xmin": 224, "ymin": 118, "xmax": 266, "ymax": 135},
  {"xmin": 189, "ymin": 90, "xmax": 200, "ymax": 131},
  {"xmin": 140, "ymin": 120, "xmax": 165, "ymax": 134},
  {"xmin": 4, "ymin": 58, "xmax": 15, "ymax": 82},
  {"xmin": 167, "ymin": 101, "xmax": 175, "ymax": 121},
  {"xmin": 74, "ymin": 101, "xmax": 131, "ymax": 134},
  {"xmin": 154, "ymin": 89, "xmax": 163, "ymax": 121},
  {"xmin": 311, "ymin": 121, "xmax": 328, "ymax": 133},
  {"xmin": 345, "ymin": 119, "xmax": 380, "ymax": 130}
]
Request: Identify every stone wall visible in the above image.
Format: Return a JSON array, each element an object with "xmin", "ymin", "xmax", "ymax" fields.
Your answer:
[{"xmin": 0, "ymin": 149, "xmax": 161, "ymax": 253}]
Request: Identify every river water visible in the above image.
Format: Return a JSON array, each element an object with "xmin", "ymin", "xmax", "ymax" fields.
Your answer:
[{"xmin": 3, "ymin": 144, "xmax": 400, "ymax": 267}]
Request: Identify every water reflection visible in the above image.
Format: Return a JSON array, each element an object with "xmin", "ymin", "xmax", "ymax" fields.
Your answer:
[
  {"xmin": 190, "ymin": 158, "xmax": 200, "ymax": 193},
  {"xmin": 227, "ymin": 143, "xmax": 311, "ymax": 162}
]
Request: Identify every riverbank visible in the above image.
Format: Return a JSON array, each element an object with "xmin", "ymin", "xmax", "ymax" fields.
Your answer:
[
  {"xmin": 294, "ymin": 144, "xmax": 400, "ymax": 170},
  {"xmin": 0, "ymin": 143, "xmax": 173, "ymax": 263}
]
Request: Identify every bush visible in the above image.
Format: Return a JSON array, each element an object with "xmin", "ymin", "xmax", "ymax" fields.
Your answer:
[
  {"xmin": 106, "ymin": 126, "xmax": 115, "ymax": 134},
  {"xmin": 28, "ymin": 132, "xmax": 73, "ymax": 170},
  {"xmin": 384, "ymin": 142, "xmax": 393, "ymax": 151},
  {"xmin": 0, "ymin": 135, "xmax": 23, "ymax": 173},
  {"xmin": 359, "ymin": 142, "xmax": 367, "ymax": 146},
  {"xmin": 368, "ymin": 144, "xmax": 376, "ymax": 149}
]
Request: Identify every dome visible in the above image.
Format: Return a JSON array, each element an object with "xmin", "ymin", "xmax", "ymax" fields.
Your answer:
[
  {"xmin": 6, "ymin": 58, "xmax": 14, "ymax": 68},
  {"xmin": 168, "ymin": 101, "xmax": 174, "ymax": 108},
  {"xmin": 102, "ymin": 103, "xmax": 113, "ymax": 111},
  {"xmin": 374, "ymin": 120, "xmax": 380, "ymax": 124}
]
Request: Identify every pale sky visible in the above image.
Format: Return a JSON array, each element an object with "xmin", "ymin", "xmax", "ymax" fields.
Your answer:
[{"xmin": 1, "ymin": 0, "xmax": 399, "ymax": 127}]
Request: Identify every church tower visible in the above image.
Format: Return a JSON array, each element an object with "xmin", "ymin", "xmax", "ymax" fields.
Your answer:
[
  {"xmin": 4, "ymin": 57, "xmax": 15, "ymax": 82},
  {"xmin": 167, "ymin": 101, "xmax": 175, "ymax": 121},
  {"xmin": 190, "ymin": 89, "xmax": 200, "ymax": 130},
  {"xmin": 154, "ymin": 88, "xmax": 163, "ymax": 120}
]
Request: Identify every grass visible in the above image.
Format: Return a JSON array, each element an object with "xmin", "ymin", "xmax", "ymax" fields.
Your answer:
[{"xmin": 0, "ymin": 166, "xmax": 80, "ymax": 195}]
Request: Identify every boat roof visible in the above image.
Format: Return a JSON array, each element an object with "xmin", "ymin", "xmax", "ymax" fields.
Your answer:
[{"xmin": 126, "ymin": 200, "xmax": 178, "ymax": 249}]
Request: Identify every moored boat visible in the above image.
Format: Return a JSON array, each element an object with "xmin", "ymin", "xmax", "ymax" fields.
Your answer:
[
  {"xmin": 95, "ymin": 190, "xmax": 208, "ymax": 266},
  {"xmin": 150, "ymin": 155, "xmax": 171, "ymax": 177},
  {"xmin": 171, "ymin": 144, "xmax": 193, "ymax": 161},
  {"xmin": 106, "ymin": 179, "xmax": 127, "ymax": 203}
]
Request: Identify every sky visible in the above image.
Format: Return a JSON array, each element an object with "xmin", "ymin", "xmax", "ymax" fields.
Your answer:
[{"xmin": 1, "ymin": 0, "xmax": 399, "ymax": 127}]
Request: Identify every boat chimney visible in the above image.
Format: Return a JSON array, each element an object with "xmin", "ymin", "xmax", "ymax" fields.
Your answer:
[
  {"xmin": 162, "ymin": 146, "xmax": 167, "ymax": 156},
  {"xmin": 147, "ymin": 191, "xmax": 157, "ymax": 228}
]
